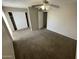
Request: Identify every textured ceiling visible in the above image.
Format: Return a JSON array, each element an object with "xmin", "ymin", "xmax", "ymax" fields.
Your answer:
[{"xmin": 2, "ymin": 0, "xmax": 76, "ymax": 8}]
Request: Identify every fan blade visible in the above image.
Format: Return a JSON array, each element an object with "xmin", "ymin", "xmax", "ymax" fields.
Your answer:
[
  {"xmin": 32, "ymin": 4, "xmax": 43, "ymax": 7},
  {"xmin": 49, "ymin": 4, "xmax": 59, "ymax": 8}
]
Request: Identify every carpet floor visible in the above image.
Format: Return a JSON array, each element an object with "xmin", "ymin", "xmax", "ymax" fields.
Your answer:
[{"xmin": 13, "ymin": 29, "xmax": 76, "ymax": 59}]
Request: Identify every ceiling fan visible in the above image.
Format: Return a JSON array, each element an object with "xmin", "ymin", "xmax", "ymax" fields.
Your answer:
[{"xmin": 31, "ymin": 0, "xmax": 60, "ymax": 12}]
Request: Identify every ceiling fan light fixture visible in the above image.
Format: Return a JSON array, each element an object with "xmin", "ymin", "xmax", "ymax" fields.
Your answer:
[
  {"xmin": 40, "ymin": 4, "xmax": 50, "ymax": 11},
  {"xmin": 41, "ymin": 5, "xmax": 45, "ymax": 10},
  {"xmin": 31, "ymin": 0, "xmax": 59, "ymax": 12},
  {"xmin": 45, "ymin": 5, "xmax": 50, "ymax": 10}
]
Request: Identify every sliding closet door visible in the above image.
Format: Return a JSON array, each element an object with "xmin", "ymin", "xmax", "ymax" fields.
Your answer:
[{"xmin": 12, "ymin": 11, "xmax": 28, "ymax": 30}]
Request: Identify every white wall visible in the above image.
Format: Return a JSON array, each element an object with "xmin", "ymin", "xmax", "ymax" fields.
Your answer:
[
  {"xmin": 2, "ymin": 20, "xmax": 15, "ymax": 59},
  {"xmin": 47, "ymin": 2, "xmax": 77, "ymax": 39}
]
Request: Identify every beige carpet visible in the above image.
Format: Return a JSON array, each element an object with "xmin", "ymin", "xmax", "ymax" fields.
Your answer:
[{"xmin": 13, "ymin": 29, "xmax": 76, "ymax": 59}]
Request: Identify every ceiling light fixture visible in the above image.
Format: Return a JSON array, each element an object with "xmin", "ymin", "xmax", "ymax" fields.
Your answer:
[{"xmin": 40, "ymin": 3, "xmax": 50, "ymax": 11}]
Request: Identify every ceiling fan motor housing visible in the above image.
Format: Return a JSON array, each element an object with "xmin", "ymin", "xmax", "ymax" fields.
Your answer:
[{"xmin": 43, "ymin": 0, "xmax": 49, "ymax": 4}]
